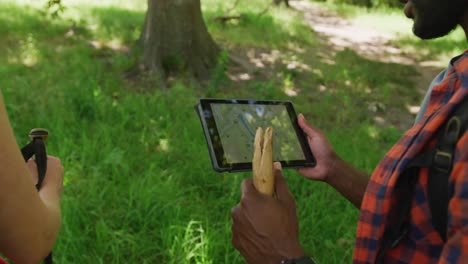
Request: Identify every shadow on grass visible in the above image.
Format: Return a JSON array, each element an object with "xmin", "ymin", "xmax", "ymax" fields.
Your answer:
[
  {"xmin": 0, "ymin": 2, "xmax": 434, "ymax": 132},
  {"xmin": 206, "ymin": 44, "xmax": 425, "ymax": 131},
  {"xmin": 0, "ymin": 4, "xmax": 54, "ymax": 37},
  {"xmin": 204, "ymin": 9, "xmax": 317, "ymax": 48},
  {"xmin": 392, "ymin": 27, "xmax": 466, "ymax": 61},
  {"xmin": 298, "ymin": 47, "xmax": 422, "ymax": 130},
  {"xmin": 89, "ymin": 7, "xmax": 144, "ymax": 43}
]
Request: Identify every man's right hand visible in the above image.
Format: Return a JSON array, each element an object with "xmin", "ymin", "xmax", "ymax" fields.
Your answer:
[
  {"xmin": 296, "ymin": 114, "xmax": 340, "ymax": 183},
  {"xmin": 296, "ymin": 114, "xmax": 370, "ymax": 208},
  {"xmin": 231, "ymin": 163, "xmax": 305, "ymax": 263}
]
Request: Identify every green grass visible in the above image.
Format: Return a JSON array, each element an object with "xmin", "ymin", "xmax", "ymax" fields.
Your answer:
[
  {"xmin": 393, "ymin": 27, "xmax": 466, "ymax": 63},
  {"xmin": 0, "ymin": 0, "xmax": 439, "ymax": 263},
  {"xmin": 205, "ymin": 5, "xmax": 318, "ymax": 48},
  {"xmin": 349, "ymin": 4, "xmax": 466, "ymax": 63}
]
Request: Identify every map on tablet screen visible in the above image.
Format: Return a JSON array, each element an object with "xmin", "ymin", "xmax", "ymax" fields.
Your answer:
[
  {"xmin": 196, "ymin": 98, "xmax": 315, "ymax": 172},
  {"xmin": 210, "ymin": 103, "xmax": 305, "ymax": 164}
]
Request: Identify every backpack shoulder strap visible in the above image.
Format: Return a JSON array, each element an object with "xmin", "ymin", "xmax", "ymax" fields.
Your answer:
[{"xmin": 429, "ymin": 96, "xmax": 468, "ymax": 241}]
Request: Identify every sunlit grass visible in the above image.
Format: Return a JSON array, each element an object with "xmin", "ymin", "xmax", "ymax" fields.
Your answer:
[
  {"xmin": 9, "ymin": 0, "xmax": 146, "ymax": 11},
  {"xmin": 204, "ymin": 0, "xmax": 318, "ymax": 48},
  {"xmin": 352, "ymin": 5, "xmax": 467, "ymax": 64},
  {"xmin": 318, "ymin": 1, "xmax": 466, "ymax": 65},
  {"xmin": 394, "ymin": 27, "xmax": 466, "ymax": 65},
  {"xmin": 352, "ymin": 10, "xmax": 413, "ymax": 36}
]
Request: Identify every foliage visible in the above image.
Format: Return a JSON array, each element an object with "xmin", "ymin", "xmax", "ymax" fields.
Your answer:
[
  {"xmin": 313, "ymin": 0, "xmax": 401, "ymax": 8},
  {"xmin": 207, "ymin": 50, "xmax": 230, "ymax": 95},
  {"xmin": 45, "ymin": 0, "xmax": 65, "ymax": 18}
]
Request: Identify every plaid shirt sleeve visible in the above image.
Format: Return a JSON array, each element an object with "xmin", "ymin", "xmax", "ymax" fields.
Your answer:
[{"xmin": 440, "ymin": 132, "xmax": 468, "ymax": 262}]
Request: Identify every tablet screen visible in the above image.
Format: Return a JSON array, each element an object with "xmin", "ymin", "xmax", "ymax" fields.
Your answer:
[
  {"xmin": 196, "ymin": 99, "xmax": 315, "ymax": 172},
  {"xmin": 211, "ymin": 103, "xmax": 305, "ymax": 163}
]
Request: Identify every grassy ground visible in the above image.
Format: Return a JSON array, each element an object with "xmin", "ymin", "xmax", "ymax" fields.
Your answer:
[{"xmin": 0, "ymin": 0, "xmax": 457, "ymax": 263}]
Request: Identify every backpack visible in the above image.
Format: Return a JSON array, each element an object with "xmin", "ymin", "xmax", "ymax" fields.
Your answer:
[
  {"xmin": 376, "ymin": 97, "xmax": 468, "ymax": 263},
  {"xmin": 21, "ymin": 128, "xmax": 53, "ymax": 264}
]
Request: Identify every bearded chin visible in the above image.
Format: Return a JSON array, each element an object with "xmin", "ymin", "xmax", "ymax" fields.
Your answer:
[
  {"xmin": 412, "ymin": 3, "xmax": 465, "ymax": 40},
  {"xmin": 413, "ymin": 19, "xmax": 459, "ymax": 40}
]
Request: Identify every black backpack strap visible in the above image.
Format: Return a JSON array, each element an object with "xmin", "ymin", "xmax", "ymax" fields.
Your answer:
[
  {"xmin": 377, "ymin": 96, "xmax": 468, "ymax": 263},
  {"xmin": 428, "ymin": 97, "xmax": 468, "ymax": 241},
  {"xmin": 20, "ymin": 129, "xmax": 53, "ymax": 264}
]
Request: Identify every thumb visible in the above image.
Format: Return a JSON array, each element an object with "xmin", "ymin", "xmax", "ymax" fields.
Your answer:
[
  {"xmin": 273, "ymin": 162, "xmax": 294, "ymax": 203},
  {"xmin": 298, "ymin": 113, "xmax": 318, "ymax": 138}
]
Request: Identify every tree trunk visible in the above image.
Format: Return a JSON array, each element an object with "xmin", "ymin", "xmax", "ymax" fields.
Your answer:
[
  {"xmin": 139, "ymin": 0, "xmax": 220, "ymax": 81},
  {"xmin": 273, "ymin": 0, "xmax": 289, "ymax": 7}
]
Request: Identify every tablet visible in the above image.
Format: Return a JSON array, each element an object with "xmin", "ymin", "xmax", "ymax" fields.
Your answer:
[{"xmin": 195, "ymin": 98, "xmax": 316, "ymax": 172}]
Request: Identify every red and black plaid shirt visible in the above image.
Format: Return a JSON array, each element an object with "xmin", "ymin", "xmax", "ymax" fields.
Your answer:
[{"xmin": 353, "ymin": 51, "xmax": 468, "ymax": 263}]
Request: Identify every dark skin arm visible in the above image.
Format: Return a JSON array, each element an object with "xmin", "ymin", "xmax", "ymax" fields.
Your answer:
[
  {"xmin": 296, "ymin": 114, "xmax": 369, "ymax": 208},
  {"xmin": 232, "ymin": 163, "xmax": 305, "ymax": 263},
  {"xmin": 231, "ymin": 115, "xmax": 370, "ymax": 263}
]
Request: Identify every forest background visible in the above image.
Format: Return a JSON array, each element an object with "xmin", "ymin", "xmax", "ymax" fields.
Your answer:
[{"xmin": 0, "ymin": 0, "xmax": 465, "ymax": 262}]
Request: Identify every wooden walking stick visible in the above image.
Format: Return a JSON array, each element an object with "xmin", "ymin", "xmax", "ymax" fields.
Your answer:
[{"xmin": 252, "ymin": 127, "xmax": 274, "ymax": 196}]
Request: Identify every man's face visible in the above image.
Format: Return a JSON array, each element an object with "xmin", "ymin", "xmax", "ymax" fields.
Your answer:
[{"xmin": 403, "ymin": 0, "xmax": 466, "ymax": 39}]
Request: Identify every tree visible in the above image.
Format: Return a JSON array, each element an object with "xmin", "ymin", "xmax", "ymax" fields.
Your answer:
[
  {"xmin": 273, "ymin": 0, "xmax": 289, "ymax": 7},
  {"xmin": 137, "ymin": 0, "xmax": 220, "ymax": 81}
]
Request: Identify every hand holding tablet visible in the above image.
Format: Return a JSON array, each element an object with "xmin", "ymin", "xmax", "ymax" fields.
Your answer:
[{"xmin": 195, "ymin": 98, "xmax": 316, "ymax": 172}]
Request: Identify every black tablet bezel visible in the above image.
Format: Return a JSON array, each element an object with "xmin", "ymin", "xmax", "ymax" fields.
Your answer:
[{"xmin": 196, "ymin": 98, "xmax": 316, "ymax": 173}]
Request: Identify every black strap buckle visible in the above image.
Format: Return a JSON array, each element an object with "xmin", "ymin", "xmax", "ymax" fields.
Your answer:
[{"xmin": 433, "ymin": 150, "xmax": 452, "ymax": 173}]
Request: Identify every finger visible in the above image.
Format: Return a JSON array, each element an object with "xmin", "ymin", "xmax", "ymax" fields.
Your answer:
[
  {"xmin": 231, "ymin": 205, "xmax": 241, "ymax": 222},
  {"xmin": 298, "ymin": 113, "xmax": 317, "ymax": 138},
  {"xmin": 231, "ymin": 228, "xmax": 241, "ymax": 250},
  {"xmin": 231, "ymin": 210, "xmax": 243, "ymax": 251},
  {"xmin": 27, "ymin": 159, "xmax": 39, "ymax": 183},
  {"xmin": 231, "ymin": 233, "xmax": 249, "ymax": 260},
  {"xmin": 274, "ymin": 162, "xmax": 295, "ymax": 203},
  {"xmin": 41, "ymin": 156, "xmax": 63, "ymax": 186},
  {"xmin": 274, "ymin": 161, "xmax": 282, "ymax": 171},
  {"xmin": 47, "ymin": 155, "xmax": 61, "ymax": 162},
  {"xmin": 241, "ymin": 179, "xmax": 272, "ymax": 215},
  {"xmin": 257, "ymin": 127, "xmax": 274, "ymax": 196},
  {"xmin": 231, "ymin": 205, "xmax": 255, "ymax": 249},
  {"xmin": 231, "ymin": 205, "xmax": 252, "ymax": 233},
  {"xmin": 253, "ymin": 127, "xmax": 263, "ymax": 182},
  {"xmin": 296, "ymin": 167, "xmax": 310, "ymax": 175},
  {"xmin": 241, "ymin": 178, "xmax": 260, "ymax": 201}
]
